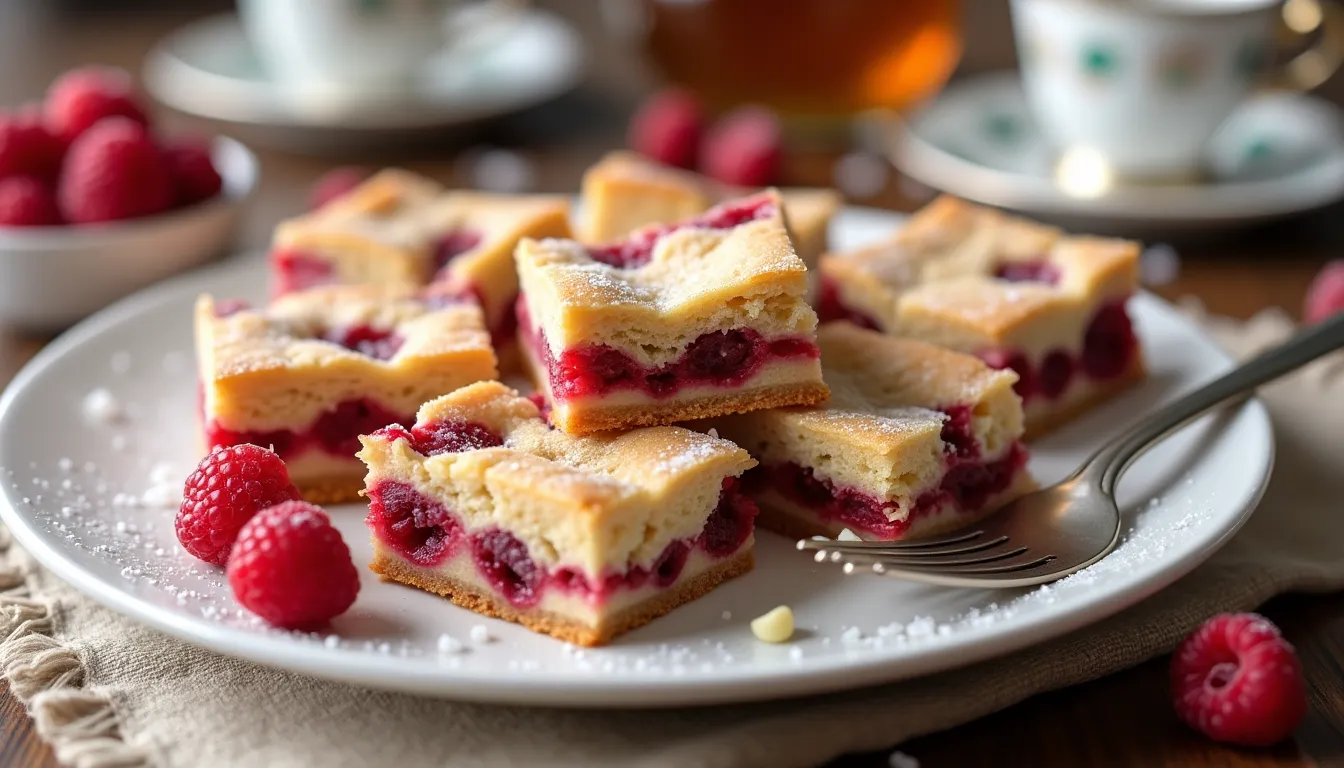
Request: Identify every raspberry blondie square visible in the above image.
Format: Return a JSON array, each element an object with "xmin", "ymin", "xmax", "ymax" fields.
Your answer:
[
  {"xmin": 819, "ymin": 196, "xmax": 1144, "ymax": 438},
  {"xmin": 517, "ymin": 190, "xmax": 829, "ymax": 434},
  {"xmin": 357, "ymin": 381, "xmax": 758, "ymax": 646},
  {"xmin": 578, "ymin": 150, "xmax": 839, "ymax": 270},
  {"xmin": 195, "ymin": 284, "xmax": 498, "ymax": 503},
  {"xmin": 269, "ymin": 169, "xmax": 442, "ymax": 296},
  {"xmin": 268, "ymin": 170, "xmax": 572, "ymax": 343},
  {"xmin": 706, "ymin": 323, "xmax": 1034, "ymax": 541}
]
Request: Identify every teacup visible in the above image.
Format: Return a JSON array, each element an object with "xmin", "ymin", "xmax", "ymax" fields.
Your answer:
[
  {"xmin": 238, "ymin": 0, "xmax": 522, "ymax": 101},
  {"xmin": 1009, "ymin": 0, "xmax": 1344, "ymax": 179}
]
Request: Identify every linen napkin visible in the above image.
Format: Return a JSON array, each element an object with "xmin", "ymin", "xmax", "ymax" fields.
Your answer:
[{"xmin": 1, "ymin": 306, "xmax": 1341, "ymax": 768}]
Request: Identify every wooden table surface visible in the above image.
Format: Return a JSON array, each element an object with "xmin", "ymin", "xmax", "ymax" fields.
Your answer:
[{"xmin": 0, "ymin": 2, "xmax": 1342, "ymax": 766}]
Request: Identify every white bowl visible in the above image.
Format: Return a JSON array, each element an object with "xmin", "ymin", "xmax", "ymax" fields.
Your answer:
[{"xmin": 0, "ymin": 135, "xmax": 258, "ymax": 330}]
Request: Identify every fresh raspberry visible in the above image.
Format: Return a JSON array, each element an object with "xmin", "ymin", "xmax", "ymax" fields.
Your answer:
[
  {"xmin": 226, "ymin": 501, "xmax": 361, "ymax": 629},
  {"xmin": 176, "ymin": 444, "xmax": 301, "ymax": 566},
  {"xmin": 1303, "ymin": 260, "xmax": 1344, "ymax": 325},
  {"xmin": 628, "ymin": 89, "xmax": 703, "ymax": 169},
  {"xmin": 44, "ymin": 66, "xmax": 149, "ymax": 144},
  {"xmin": 309, "ymin": 166, "xmax": 368, "ymax": 210},
  {"xmin": 58, "ymin": 117, "xmax": 172, "ymax": 224},
  {"xmin": 0, "ymin": 176, "xmax": 62, "ymax": 227},
  {"xmin": 0, "ymin": 107, "xmax": 66, "ymax": 181},
  {"xmin": 1170, "ymin": 613, "xmax": 1307, "ymax": 746},
  {"xmin": 700, "ymin": 105, "xmax": 782, "ymax": 187},
  {"xmin": 160, "ymin": 137, "xmax": 222, "ymax": 207}
]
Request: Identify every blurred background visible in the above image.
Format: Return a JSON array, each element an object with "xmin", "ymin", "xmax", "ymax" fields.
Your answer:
[{"xmin": 0, "ymin": 0, "xmax": 1341, "ymax": 334}]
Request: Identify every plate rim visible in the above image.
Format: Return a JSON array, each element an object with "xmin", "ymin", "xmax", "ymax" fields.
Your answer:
[
  {"xmin": 890, "ymin": 70, "xmax": 1344, "ymax": 224},
  {"xmin": 0, "ymin": 215, "xmax": 1276, "ymax": 708},
  {"xmin": 141, "ymin": 10, "xmax": 585, "ymax": 131}
]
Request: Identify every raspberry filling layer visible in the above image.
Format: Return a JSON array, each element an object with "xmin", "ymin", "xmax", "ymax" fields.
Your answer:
[
  {"xmin": 754, "ymin": 407, "xmax": 1029, "ymax": 540},
  {"xmin": 980, "ymin": 301, "xmax": 1139, "ymax": 403},
  {"xmin": 588, "ymin": 196, "xmax": 777, "ymax": 268},
  {"xmin": 271, "ymin": 248, "xmax": 336, "ymax": 296},
  {"xmin": 366, "ymin": 475, "xmax": 757, "ymax": 609},
  {"xmin": 205, "ymin": 398, "xmax": 411, "ymax": 460},
  {"xmin": 431, "ymin": 228, "xmax": 484, "ymax": 275},
  {"xmin": 518, "ymin": 298, "xmax": 819, "ymax": 401},
  {"xmin": 323, "ymin": 325, "xmax": 404, "ymax": 361},
  {"xmin": 818, "ymin": 283, "xmax": 1139, "ymax": 405},
  {"xmin": 994, "ymin": 259, "xmax": 1061, "ymax": 285}
]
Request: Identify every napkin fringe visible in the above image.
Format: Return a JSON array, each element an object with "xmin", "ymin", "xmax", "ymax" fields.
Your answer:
[{"xmin": 0, "ymin": 525, "xmax": 155, "ymax": 768}]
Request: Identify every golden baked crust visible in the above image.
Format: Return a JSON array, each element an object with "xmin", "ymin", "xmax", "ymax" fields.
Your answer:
[
  {"xmin": 703, "ymin": 323, "xmax": 1028, "ymax": 512},
  {"xmin": 371, "ymin": 548, "xmax": 754, "ymax": 647},
  {"xmin": 272, "ymin": 169, "xmax": 445, "ymax": 287},
  {"xmin": 270, "ymin": 170, "xmax": 573, "ymax": 318},
  {"xmin": 578, "ymin": 150, "xmax": 839, "ymax": 267},
  {"xmin": 819, "ymin": 195, "xmax": 1140, "ymax": 352},
  {"xmin": 195, "ymin": 284, "xmax": 499, "ymax": 433},
  {"xmin": 518, "ymin": 190, "xmax": 820, "ymax": 359},
  {"xmin": 294, "ymin": 475, "xmax": 366, "ymax": 505},
  {"xmin": 358, "ymin": 381, "xmax": 756, "ymax": 575}
]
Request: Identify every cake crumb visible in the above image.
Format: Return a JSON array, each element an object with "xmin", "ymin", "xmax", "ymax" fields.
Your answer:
[
  {"xmin": 788, "ymin": 646, "xmax": 804, "ymax": 662},
  {"xmin": 721, "ymin": 610, "xmax": 732, "ymax": 620},
  {"xmin": 469, "ymin": 625, "xmax": 493, "ymax": 643},
  {"xmin": 437, "ymin": 634, "xmax": 465, "ymax": 654},
  {"xmin": 837, "ymin": 528, "xmax": 862, "ymax": 542},
  {"xmin": 82, "ymin": 388, "xmax": 123, "ymax": 424},
  {"xmin": 888, "ymin": 750, "xmax": 920, "ymax": 768},
  {"xmin": 57, "ymin": 458, "xmax": 73, "ymax": 472},
  {"xmin": 750, "ymin": 605, "xmax": 794, "ymax": 643}
]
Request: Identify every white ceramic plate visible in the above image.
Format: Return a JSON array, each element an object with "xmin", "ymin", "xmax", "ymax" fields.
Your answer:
[
  {"xmin": 142, "ymin": 11, "xmax": 584, "ymax": 153},
  {"xmin": 890, "ymin": 71, "xmax": 1344, "ymax": 236},
  {"xmin": 0, "ymin": 208, "xmax": 1273, "ymax": 708}
]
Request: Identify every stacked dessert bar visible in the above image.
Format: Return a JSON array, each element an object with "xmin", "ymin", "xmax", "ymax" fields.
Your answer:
[{"xmin": 193, "ymin": 160, "xmax": 1143, "ymax": 645}]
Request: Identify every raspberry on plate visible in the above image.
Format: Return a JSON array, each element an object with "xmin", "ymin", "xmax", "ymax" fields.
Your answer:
[
  {"xmin": 0, "ymin": 176, "xmax": 62, "ymax": 227},
  {"xmin": 1170, "ymin": 612, "xmax": 1308, "ymax": 746},
  {"xmin": 1303, "ymin": 260, "xmax": 1344, "ymax": 325},
  {"xmin": 58, "ymin": 116, "xmax": 173, "ymax": 224},
  {"xmin": 628, "ymin": 89, "xmax": 703, "ymax": 170},
  {"xmin": 700, "ymin": 105, "xmax": 782, "ymax": 187},
  {"xmin": 44, "ymin": 66, "xmax": 149, "ymax": 144},
  {"xmin": 161, "ymin": 137, "xmax": 222, "ymax": 207},
  {"xmin": 0, "ymin": 108, "xmax": 65, "ymax": 182},
  {"xmin": 175, "ymin": 444, "xmax": 301, "ymax": 566},
  {"xmin": 226, "ymin": 501, "xmax": 360, "ymax": 629}
]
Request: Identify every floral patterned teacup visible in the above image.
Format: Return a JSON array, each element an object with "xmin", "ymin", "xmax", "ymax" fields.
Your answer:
[{"xmin": 1009, "ymin": 0, "xmax": 1343, "ymax": 179}]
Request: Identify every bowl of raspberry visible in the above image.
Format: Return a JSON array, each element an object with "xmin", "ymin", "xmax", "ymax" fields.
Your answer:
[{"xmin": 0, "ymin": 66, "xmax": 258, "ymax": 330}]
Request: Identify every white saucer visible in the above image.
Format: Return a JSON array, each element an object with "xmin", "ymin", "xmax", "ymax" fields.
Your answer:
[
  {"xmin": 142, "ymin": 10, "xmax": 584, "ymax": 153},
  {"xmin": 890, "ymin": 71, "xmax": 1344, "ymax": 235},
  {"xmin": 0, "ymin": 207, "xmax": 1274, "ymax": 707}
]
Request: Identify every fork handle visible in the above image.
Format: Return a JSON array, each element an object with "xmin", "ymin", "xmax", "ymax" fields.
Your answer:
[{"xmin": 1093, "ymin": 310, "xmax": 1344, "ymax": 493}]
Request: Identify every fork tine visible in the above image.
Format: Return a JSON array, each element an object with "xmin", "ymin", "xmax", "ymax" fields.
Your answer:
[
  {"xmin": 866, "ymin": 553, "xmax": 1057, "ymax": 577},
  {"xmin": 833, "ymin": 545, "xmax": 1029, "ymax": 570},
  {"xmin": 806, "ymin": 534, "xmax": 1010, "ymax": 560},
  {"xmin": 795, "ymin": 529, "xmax": 984, "ymax": 553}
]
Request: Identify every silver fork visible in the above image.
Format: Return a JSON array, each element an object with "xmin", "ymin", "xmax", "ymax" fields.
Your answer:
[{"xmin": 799, "ymin": 311, "xmax": 1344, "ymax": 588}]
